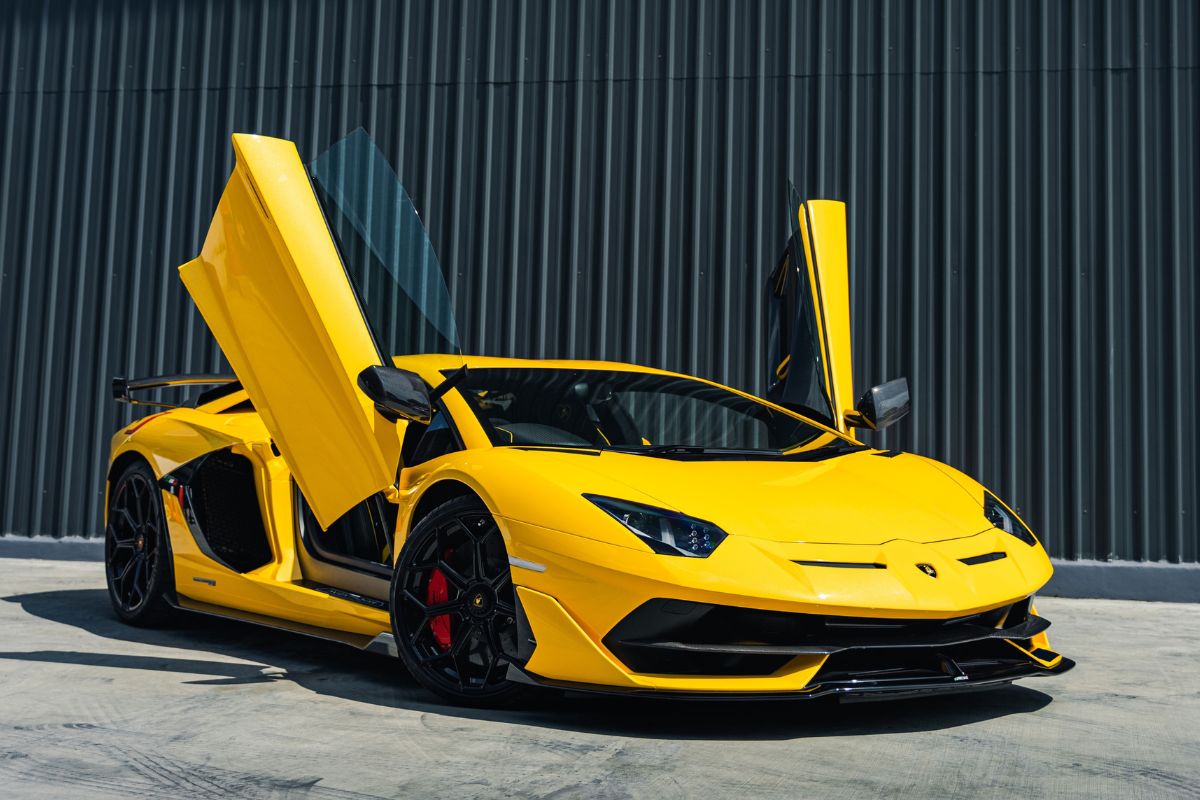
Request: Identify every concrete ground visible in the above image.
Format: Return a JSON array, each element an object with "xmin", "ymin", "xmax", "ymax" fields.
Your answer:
[{"xmin": 0, "ymin": 552, "xmax": 1197, "ymax": 800}]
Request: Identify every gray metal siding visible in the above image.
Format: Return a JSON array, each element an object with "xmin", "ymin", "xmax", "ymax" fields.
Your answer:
[{"xmin": 0, "ymin": 0, "xmax": 1196, "ymax": 562}]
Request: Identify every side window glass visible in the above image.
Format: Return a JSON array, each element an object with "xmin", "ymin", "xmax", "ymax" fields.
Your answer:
[{"xmin": 405, "ymin": 403, "xmax": 463, "ymax": 466}]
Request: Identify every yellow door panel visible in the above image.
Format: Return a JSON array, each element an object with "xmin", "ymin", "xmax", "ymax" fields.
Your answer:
[
  {"xmin": 766, "ymin": 198, "xmax": 856, "ymax": 432},
  {"xmin": 179, "ymin": 133, "xmax": 399, "ymax": 530},
  {"xmin": 796, "ymin": 200, "xmax": 855, "ymax": 432}
]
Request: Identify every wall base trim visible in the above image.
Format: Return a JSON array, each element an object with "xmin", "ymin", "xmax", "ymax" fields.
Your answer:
[
  {"xmin": 1045, "ymin": 559, "xmax": 1200, "ymax": 603},
  {"xmin": 0, "ymin": 535, "xmax": 103, "ymax": 562}
]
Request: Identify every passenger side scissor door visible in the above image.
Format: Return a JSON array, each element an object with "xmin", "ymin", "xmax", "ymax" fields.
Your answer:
[{"xmin": 766, "ymin": 196, "xmax": 855, "ymax": 433}]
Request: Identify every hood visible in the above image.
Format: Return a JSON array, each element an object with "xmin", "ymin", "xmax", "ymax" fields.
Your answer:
[{"xmin": 543, "ymin": 448, "xmax": 989, "ymax": 546}]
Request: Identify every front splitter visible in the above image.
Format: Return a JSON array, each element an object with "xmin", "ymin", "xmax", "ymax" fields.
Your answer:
[{"xmin": 505, "ymin": 656, "xmax": 1075, "ymax": 703}]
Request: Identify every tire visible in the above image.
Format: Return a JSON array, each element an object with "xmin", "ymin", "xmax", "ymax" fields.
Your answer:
[
  {"xmin": 105, "ymin": 459, "xmax": 176, "ymax": 626},
  {"xmin": 390, "ymin": 496, "xmax": 537, "ymax": 707}
]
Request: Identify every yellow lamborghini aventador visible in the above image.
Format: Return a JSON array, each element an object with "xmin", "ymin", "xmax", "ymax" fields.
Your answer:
[{"xmin": 104, "ymin": 129, "xmax": 1072, "ymax": 706}]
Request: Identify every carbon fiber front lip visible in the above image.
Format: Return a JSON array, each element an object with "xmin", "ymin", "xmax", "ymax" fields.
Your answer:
[{"xmin": 504, "ymin": 656, "xmax": 1075, "ymax": 702}]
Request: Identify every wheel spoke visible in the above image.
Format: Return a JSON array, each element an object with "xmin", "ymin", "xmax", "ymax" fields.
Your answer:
[
  {"xmin": 401, "ymin": 588, "xmax": 428, "ymax": 611},
  {"xmin": 131, "ymin": 555, "xmax": 146, "ymax": 602},
  {"xmin": 489, "ymin": 569, "xmax": 511, "ymax": 592},
  {"xmin": 478, "ymin": 621, "xmax": 508, "ymax": 687},
  {"xmin": 115, "ymin": 555, "xmax": 136, "ymax": 604},
  {"xmin": 424, "ymin": 598, "xmax": 465, "ymax": 617},
  {"xmin": 472, "ymin": 537, "xmax": 489, "ymax": 581},
  {"xmin": 112, "ymin": 509, "xmax": 138, "ymax": 540},
  {"xmin": 407, "ymin": 621, "xmax": 429, "ymax": 649},
  {"xmin": 129, "ymin": 481, "xmax": 147, "ymax": 526},
  {"xmin": 411, "ymin": 619, "xmax": 456, "ymax": 663},
  {"xmin": 447, "ymin": 621, "xmax": 476, "ymax": 685},
  {"xmin": 415, "ymin": 648, "xmax": 453, "ymax": 665},
  {"xmin": 483, "ymin": 649, "xmax": 506, "ymax": 686},
  {"xmin": 435, "ymin": 559, "xmax": 470, "ymax": 591},
  {"xmin": 114, "ymin": 554, "xmax": 136, "ymax": 583},
  {"xmin": 484, "ymin": 614, "xmax": 505, "ymax": 653}
]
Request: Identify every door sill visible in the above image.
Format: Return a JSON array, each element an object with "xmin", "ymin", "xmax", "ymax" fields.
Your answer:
[{"xmin": 170, "ymin": 594, "xmax": 395, "ymax": 656}]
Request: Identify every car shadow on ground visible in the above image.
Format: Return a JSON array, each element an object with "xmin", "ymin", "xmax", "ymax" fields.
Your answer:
[{"xmin": 2, "ymin": 588, "xmax": 1055, "ymax": 741}]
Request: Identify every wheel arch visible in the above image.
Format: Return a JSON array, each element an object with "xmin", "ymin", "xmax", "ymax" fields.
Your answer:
[
  {"xmin": 105, "ymin": 449, "xmax": 156, "ymax": 520},
  {"xmin": 108, "ymin": 449, "xmax": 153, "ymax": 485},
  {"xmin": 406, "ymin": 478, "xmax": 486, "ymax": 536}
]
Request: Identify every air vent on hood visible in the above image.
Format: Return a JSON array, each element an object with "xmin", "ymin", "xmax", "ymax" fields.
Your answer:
[
  {"xmin": 793, "ymin": 560, "xmax": 886, "ymax": 569},
  {"xmin": 959, "ymin": 551, "xmax": 1007, "ymax": 566}
]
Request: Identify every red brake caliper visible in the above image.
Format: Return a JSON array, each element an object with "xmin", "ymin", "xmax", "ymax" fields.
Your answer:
[{"xmin": 426, "ymin": 567, "xmax": 452, "ymax": 652}]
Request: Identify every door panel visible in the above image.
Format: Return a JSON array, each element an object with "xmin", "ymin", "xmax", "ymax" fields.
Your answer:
[
  {"xmin": 179, "ymin": 134, "xmax": 400, "ymax": 530},
  {"xmin": 766, "ymin": 226, "xmax": 835, "ymax": 426},
  {"xmin": 766, "ymin": 199, "xmax": 855, "ymax": 433},
  {"xmin": 798, "ymin": 200, "xmax": 854, "ymax": 432}
]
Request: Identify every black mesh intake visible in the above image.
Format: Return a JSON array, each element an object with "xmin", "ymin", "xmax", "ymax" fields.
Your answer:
[
  {"xmin": 187, "ymin": 450, "xmax": 272, "ymax": 573},
  {"xmin": 813, "ymin": 639, "xmax": 1030, "ymax": 684}
]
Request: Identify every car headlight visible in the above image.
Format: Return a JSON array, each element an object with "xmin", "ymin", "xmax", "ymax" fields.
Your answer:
[
  {"xmin": 984, "ymin": 492, "xmax": 1037, "ymax": 546},
  {"xmin": 584, "ymin": 495, "xmax": 728, "ymax": 557}
]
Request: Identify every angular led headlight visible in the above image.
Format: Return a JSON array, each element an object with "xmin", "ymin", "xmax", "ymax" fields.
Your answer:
[
  {"xmin": 984, "ymin": 492, "xmax": 1037, "ymax": 546},
  {"xmin": 585, "ymin": 495, "xmax": 728, "ymax": 557}
]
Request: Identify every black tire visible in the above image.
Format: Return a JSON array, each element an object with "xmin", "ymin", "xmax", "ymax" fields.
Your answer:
[
  {"xmin": 390, "ymin": 496, "xmax": 537, "ymax": 707},
  {"xmin": 105, "ymin": 459, "xmax": 176, "ymax": 626}
]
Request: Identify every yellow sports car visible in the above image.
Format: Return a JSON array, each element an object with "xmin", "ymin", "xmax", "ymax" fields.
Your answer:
[{"xmin": 104, "ymin": 130, "xmax": 1072, "ymax": 706}]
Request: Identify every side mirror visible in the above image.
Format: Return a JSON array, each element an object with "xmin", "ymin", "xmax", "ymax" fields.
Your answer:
[
  {"xmin": 847, "ymin": 377, "xmax": 910, "ymax": 431},
  {"xmin": 357, "ymin": 366, "xmax": 432, "ymax": 425}
]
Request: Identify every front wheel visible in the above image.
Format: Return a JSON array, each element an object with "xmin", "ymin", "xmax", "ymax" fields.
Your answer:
[{"xmin": 390, "ymin": 496, "xmax": 536, "ymax": 707}]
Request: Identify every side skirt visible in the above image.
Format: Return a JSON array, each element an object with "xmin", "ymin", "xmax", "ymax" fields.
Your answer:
[{"xmin": 168, "ymin": 594, "xmax": 397, "ymax": 657}]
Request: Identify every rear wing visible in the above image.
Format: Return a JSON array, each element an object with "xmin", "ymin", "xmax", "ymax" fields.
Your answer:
[{"xmin": 111, "ymin": 374, "xmax": 238, "ymax": 409}]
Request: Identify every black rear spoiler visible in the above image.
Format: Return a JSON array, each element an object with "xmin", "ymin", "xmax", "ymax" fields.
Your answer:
[{"xmin": 112, "ymin": 374, "xmax": 238, "ymax": 409}]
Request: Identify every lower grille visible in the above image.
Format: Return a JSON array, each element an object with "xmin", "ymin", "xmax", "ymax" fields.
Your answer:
[
  {"xmin": 602, "ymin": 598, "xmax": 1040, "ymax": 677},
  {"xmin": 814, "ymin": 639, "xmax": 1028, "ymax": 683}
]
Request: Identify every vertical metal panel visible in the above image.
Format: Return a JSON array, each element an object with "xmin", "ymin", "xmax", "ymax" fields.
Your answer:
[{"xmin": 0, "ymin": 0, "xmax": 1195, "ymax": 563}]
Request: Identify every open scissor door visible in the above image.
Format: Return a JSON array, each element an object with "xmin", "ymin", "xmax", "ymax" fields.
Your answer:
[
  {"xmin": 766, "ymin": 196, "xmax": 855, "ymax": 433},
  {"xmin": 179, "ymin": 134, "xmax": 401, "ymax": 530}
]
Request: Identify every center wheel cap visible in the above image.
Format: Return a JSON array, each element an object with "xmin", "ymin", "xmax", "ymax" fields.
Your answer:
[{"xmin": 465, "ymin": 584, "xmax": 494, "ymax": 618}]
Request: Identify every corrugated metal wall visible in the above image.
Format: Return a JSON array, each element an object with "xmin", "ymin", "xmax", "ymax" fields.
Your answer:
[{"xmin": 0, "ymin": 0, "xmax": 1196, "ymax": 562}]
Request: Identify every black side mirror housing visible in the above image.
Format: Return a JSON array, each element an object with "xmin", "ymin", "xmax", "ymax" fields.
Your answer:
[
  {"xmin": 357, "ymin": 366, "xmax": 432, "ymax": 425},
  {"xmin": 847, "ymin": 377, "xmax": 910, "ymax": 431}
]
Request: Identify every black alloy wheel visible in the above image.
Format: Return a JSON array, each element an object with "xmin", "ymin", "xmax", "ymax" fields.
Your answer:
[
  {"xmin": 390, "ymin": 496, "xmax": 535, "ymax": 707},
  {"xmin": 105, "ymin": 460, "xmax": 175, "ymax": 625}
]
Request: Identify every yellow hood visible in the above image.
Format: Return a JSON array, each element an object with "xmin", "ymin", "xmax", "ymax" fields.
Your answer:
[{"xmin": 536, "ymin": 448, "xmax": 990, "ymax": 546}]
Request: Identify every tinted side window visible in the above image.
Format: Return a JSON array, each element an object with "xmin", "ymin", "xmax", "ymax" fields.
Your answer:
[{"xmin": 403, "ymin": 404, "xmax": 463, "ymax": 466}]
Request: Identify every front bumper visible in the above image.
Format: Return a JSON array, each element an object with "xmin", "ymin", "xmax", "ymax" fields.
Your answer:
[{"xmin": 501, "ymin": 517, "xmax": 1071, "ymax": 697}]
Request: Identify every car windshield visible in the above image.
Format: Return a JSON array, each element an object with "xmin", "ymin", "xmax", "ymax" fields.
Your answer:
[{"xmin": 457, "ymin": 368, "xmax": 846, "ymax": 456}]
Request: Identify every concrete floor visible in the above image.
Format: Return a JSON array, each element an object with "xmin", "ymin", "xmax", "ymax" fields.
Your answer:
[{"xmin": 0, "ymin": 554, "xmax": 1197, "ymax": 799}]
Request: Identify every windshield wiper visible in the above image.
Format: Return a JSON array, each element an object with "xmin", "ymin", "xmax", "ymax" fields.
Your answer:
[
  {"xmin": 608, "ymin": 445, "xmax": 783, "ymax": 458},
  {"xmin": 779, "ymin": 441, "xmax": 868, "ymax": 461}
]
